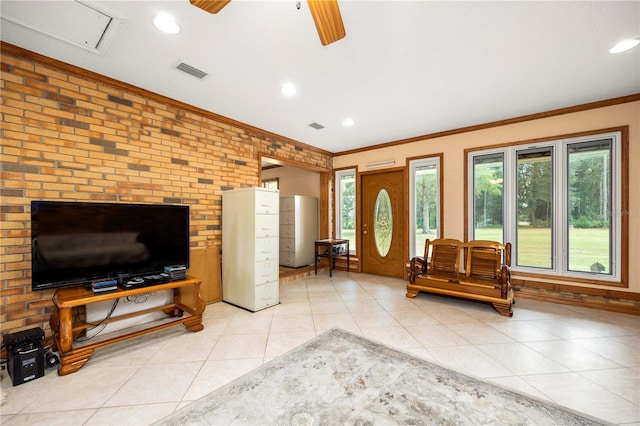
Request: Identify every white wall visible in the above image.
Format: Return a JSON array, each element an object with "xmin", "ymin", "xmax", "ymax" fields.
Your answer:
[{"xmin": 262, "ymin": 166, "xmax": 320, "ymax": 198}]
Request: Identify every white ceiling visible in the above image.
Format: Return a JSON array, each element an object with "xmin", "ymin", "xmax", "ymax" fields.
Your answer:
[{"xmin": 1, "ymin": 1, "xmax": 639, "ymax": 154}]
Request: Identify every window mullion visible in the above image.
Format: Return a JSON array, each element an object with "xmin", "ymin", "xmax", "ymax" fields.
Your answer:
[{"xmin": 504, "ymin": 149, "xmax": 515, "ymax": 254}]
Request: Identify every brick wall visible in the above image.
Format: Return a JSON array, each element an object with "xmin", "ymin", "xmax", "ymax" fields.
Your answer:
[{"xmin": 0, "ymin": 45, "xmax": 332, "ymax": 334}]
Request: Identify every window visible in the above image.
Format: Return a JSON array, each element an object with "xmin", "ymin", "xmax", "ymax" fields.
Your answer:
[
  {"xmin": 516, "ymin": 147, "xmax": 553, "ymax": 269},
  {"xmin": 409, "ymin": 156, "xmax": 441, "ymax": 257},
  {"xmin": 472, "ymin": 153, "xmax": 504, "ymax": 243},
  {"xmin": 468, "ymin": 131, "xmax": 622, "ymax": 283},
  {"xmin": 335, "ymin": 168, "xmax": 356, "ymax": 252},
  {"xmin": 567, "ymin": 139, "xmax": 613, "ymax": 274}
]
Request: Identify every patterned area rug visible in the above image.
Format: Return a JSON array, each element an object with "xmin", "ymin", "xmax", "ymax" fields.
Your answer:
[{"xmin": 156, "ymin": 328, "xmax": 607, "ymax": 425}]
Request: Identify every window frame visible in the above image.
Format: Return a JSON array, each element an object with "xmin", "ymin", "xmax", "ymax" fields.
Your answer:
[
  {"xmin": 514, "ymin": 145, "xmax": 555, "ymax": 271},
  {"xmin": 334, "ymin": 167, "xmax": 357, "ymax": 254},
  {"xmin": 562, "ymin": 135, "xmax": 620, "ymax": 278},
  {"xmin": 465, "ymin": 128, "xmax": 627, "ymax": 287},
  {"xmin": 408, "ymin": 154, "xmax": 443, "ymax": 258},
  {"xmin": 470, "ymin": 151, "xmax": 507, "ymax": 244}
]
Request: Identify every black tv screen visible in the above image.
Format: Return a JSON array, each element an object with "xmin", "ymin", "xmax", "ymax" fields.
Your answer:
[{"xmin": 31, "ymin": 201, "xmax": 190, "ymax": 291}]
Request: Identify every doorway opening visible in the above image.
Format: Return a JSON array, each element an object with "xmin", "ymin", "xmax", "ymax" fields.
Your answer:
[{"xmin": 260, "ymin": 155, "xmax": 331, "ymax": 281}]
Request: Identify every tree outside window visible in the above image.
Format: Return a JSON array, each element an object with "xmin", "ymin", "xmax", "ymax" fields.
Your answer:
[
  {"xmin": 410, "ymin": 157, "xmax": 441, "ymax": 257},
  {"xmin": 336, "ymin": 170, "xmax": 356, "ymax": 251}
]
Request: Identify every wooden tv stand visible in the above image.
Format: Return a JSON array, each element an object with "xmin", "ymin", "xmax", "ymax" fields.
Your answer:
[{"xmin": 50, "ymin": 276, "xmax": 205, "ymax": 376}]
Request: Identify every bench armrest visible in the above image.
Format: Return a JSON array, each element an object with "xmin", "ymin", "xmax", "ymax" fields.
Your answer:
[
  {"xmin": 500, "ymin": 265, "xmax": 511, "ymax": 298},
  {"xmin": 409, "ymin": 256, "xmax": 427, "ymax": 283}
]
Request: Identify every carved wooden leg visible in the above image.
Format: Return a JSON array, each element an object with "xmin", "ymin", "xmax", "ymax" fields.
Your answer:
[
  {"xmin": 56, "ymin": 307, "xmax": 73, "ymax": 354},
  {"xmin": 183, "ymin": 314, "xmax": 204, "ymax": 332},
  {"xmin": 176, "ymin": 282, "xmax": 206, "ymax": 317},
  {"xmin": 492, "ymin": 301, "xmax": 513, "ymax": 317},
  {"xmin": 406, "ymin": 285, "xmax": 420, "ymax": 298},
  {"xmin": 176, "ymin": 281, "xmax": 205, "ymax": 332},
  {"xmin": 49, "ymin": 311, "xmax": 60, "ymax": 352},
  {"xmin": 58, "ymin": 347, "xmax": 94, "ymax": 376},
  {"xmin": 191, "ymin": 282, "xmax": 206, "ymax": 315}
]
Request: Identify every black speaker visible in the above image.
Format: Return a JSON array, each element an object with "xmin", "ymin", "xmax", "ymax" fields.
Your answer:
[
  {"xmin": 7, "ymin": 343, "xmax": 45, "ymax": 386},
  {"xmin": 45, "ymin": 350, "xmax": 60, "ymax": 369}
]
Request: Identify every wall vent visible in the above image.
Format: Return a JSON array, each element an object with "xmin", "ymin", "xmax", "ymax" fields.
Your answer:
[
  {"xmin": 176, "ymin": 62, "xmax": 208, "ymax": 79},
  {"xmin": 308, "ymin": 122, "xmax": 325, "ymax": 130}
]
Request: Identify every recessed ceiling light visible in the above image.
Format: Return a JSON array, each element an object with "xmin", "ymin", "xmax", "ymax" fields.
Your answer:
[
  {"xmin": 342, "ymin": 118, "xmax": 354, "ymax": 127},
  {"xmin": 609, "ymin": 38, "xmax": 640, "ymax": 54},
  {"xmin": 153, "ymin": 14, "xmax": 180, "ymax": 34},
  {"xmin": 280, "ymin": 83, "xmax": 296, "ymax": 96}
]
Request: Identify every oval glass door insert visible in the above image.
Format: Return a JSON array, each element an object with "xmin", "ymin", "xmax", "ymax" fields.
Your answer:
[{"xmin": 374, "ymin": 189, "xmax": 392, "ymax": 257}]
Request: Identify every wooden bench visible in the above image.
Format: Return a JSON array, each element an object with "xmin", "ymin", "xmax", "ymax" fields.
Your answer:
[{"xmin": 407, "ymin": 238, "xmax": 514, "ymax": 316}]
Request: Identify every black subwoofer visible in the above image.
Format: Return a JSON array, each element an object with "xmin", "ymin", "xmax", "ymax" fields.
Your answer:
[{"xmin": 4, "ymin": 327, "xmax": 45, "ymax": 386}]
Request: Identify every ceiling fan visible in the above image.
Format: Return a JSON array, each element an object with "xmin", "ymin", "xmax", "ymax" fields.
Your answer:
[{"xmin": 189, "ymin": 0, "xmax": 346, "ymax": 46}]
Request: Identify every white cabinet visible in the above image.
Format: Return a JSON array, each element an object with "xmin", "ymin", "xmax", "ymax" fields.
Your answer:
[
  {"xmin": 279, "ymin": 195, "xmax": 318, "ymax": 267},
  {"xmin": 222, "ymin": 187, "xmax": 279, "ymax": 311}
]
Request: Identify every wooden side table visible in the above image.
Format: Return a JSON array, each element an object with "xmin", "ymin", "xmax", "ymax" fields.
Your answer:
[
  {"xmin": 315, "ymin": 239, "xmax": 350, "ymax": 277},
  {"xmin": 50, "ymin": 276, "xmax": 205, "ymax": 375}
]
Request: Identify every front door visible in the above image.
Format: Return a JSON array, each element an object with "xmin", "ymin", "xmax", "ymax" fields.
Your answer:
[{"xmin": 361, "ymin": 170, "xmax": 405, "ymax": 277}]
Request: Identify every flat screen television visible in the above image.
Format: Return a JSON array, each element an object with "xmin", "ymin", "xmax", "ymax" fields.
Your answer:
[{"xmin": 31, "ymin": 201, "xmax": 190, "ymax": 291}]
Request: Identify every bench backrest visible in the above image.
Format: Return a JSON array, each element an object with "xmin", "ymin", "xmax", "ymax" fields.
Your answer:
[
  {"xmin": 464, "ymin": 240, "xmax": 511, "ymax": 280},
  {"xmin": 425, "ymin": 238, "xmax": 463, "ymax": 276}
]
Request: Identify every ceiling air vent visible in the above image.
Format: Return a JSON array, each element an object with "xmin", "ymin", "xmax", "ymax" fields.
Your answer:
[
  {"xmin": 176, "ymin": 62, "xmax": 208, "ymax": 79},
  {"xmin": 308, "ymin": 122, "xmax": 325, "ymax": 130}
]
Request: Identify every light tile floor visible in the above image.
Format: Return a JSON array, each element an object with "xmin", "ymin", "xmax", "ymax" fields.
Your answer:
[{"xmin": 1, "ymin": 272, "xmax": 639, "ymax": 425}]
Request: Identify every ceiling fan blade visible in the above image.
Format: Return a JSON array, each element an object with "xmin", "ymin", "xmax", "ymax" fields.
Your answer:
[
  {"xmin": 189, "ymin": 0, "xmax": 231, "ymax": 14},
  {"xmin": 307, "ymin": 0, "xmax": 346, "ymax": 46}
]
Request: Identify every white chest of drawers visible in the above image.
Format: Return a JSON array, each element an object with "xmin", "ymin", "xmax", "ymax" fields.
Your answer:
[
  {"xmin": 279, "ymin": 195, "xmax": 318, "ymax": 268},
  {"xmin": 222, "ymin": 187, "xmax": 279, "ymax": 311}
]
